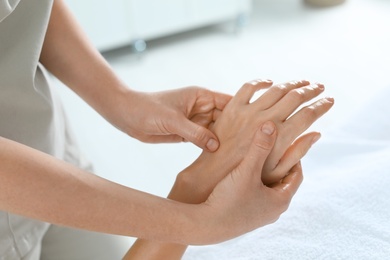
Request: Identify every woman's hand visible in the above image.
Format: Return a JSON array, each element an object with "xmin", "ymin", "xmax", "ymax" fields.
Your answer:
[
  {"xmin": 174, "ymin": 79, "xmax": 334, "ymax": 203},
  {"xmin": 109, "ymin": 87, "xmax": 232, "ymax": 152},
  {"xmin": 199, "ymin": 123, "xmax": 303, "ymax": 244}
]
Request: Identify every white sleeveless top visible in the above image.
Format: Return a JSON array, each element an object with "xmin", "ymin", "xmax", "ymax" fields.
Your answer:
[{"xmin": 0, "ymin": 0, "xmax": 88, "ymax": 258}]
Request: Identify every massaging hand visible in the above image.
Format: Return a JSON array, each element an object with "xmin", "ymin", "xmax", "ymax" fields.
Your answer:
[
  {"xmin": 126, "ymin": 124, "xmax": 302, "ymax": 253},
  {"xmin": 199, "ymin": 123, "xmax": 303, "ymax": 243},
  {"xmin": 172, "ymin": 79, "xmax": 334, "ymax": 203},
  {"xmin": 112, "ymin": 87, "xmax": 231, "ymax": 152}
]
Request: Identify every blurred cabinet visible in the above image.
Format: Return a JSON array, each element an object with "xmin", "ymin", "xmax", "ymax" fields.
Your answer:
[
  {"xmin": 66, "ymin": 0, "xmax": 252, "ymax": 52},
  {"xmin": 66, "ymin": 0, "xmax": 132, "ymax": 51}
]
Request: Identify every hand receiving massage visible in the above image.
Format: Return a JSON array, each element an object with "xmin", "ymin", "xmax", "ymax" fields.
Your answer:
[{"xmin": 125, "ymin": 79, "xmax": 334, "ymax": 259}]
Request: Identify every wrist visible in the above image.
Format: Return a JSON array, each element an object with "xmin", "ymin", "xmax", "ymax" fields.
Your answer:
[
  {"xmin": 170, "ymin": 151, "xmax": 230, "ymax": 204},
  {"xmin": 96, "ymin": 86, "xmax": 141, "ymax": 133},
  {"xmin": 168, "ymin": 157, "xmax": 210, "ymax": 203},
  {"xmin": 188, "ymin": 202, "xmax": 233, "ymax": 245}
]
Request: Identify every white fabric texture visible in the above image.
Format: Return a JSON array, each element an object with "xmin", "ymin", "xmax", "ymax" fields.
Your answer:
[
  {"xmin": 0, "ymin": 0, "xmax": 20, "ymax": 22},
  {"xmin": 40, "ymin": 225, "xmax": 129, "ymax": 260},
  {"xmin": 184, "ymin": 87, "xmax": 390, "ymax": 259}
]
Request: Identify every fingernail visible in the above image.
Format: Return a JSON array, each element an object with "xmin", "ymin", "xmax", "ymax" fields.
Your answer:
[
  {"xmin": 316, "ymin": 83, "xmax": 325, "ymax": 91},
  {"xmin": 325, "ymin": 97, "xmax": 335, "ymax": 103},
  {"xmin": 311, "ymin": 133, "xmax": 321, "ymax": 145},
  {"xmin": 262, "ymin": 79, "xmax": 273, "ymax": 83},
  {"xmin": 261, "ymin": 121, "xmax": 275, "ymax": 135},
  {"xmin": 206, "ymin": 138, "xmax": 219, "ymax": 151}
]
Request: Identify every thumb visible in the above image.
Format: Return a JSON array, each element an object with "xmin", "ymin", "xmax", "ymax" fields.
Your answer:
[
  {"xmin": 238, "ymin": 121, "xmax": 277, "ymax": 179},
  {"xmin": 176, "ymin": 118, "xmax": 220, "ymax": 152}
]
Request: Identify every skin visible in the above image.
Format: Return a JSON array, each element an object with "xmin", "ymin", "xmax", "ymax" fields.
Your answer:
[
  {"xmin": 0, "ymin": 0, "xmax": 334, "ymax": 257},
  {"xmin": 125, "ymin": 80, "xmax": 334, "ymax": 259},
  {"xmin": 40, "ymin": 0, "xmax": 232, "ymax": 153},
  {"xmin": 0, "ymin": 117, "xmax": 304, "ymax": 246}
]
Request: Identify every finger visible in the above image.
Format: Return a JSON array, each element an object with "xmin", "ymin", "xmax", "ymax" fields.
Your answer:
[
  {"xmin": 268, "ymin": 162, "xmax": 303, "ymax": 209},
  {"xmin": 189, "ymin": 108, "xmax": 222, "ymax": 126},
  {"xmin": 190, "ymin": 112, "xmax": 214, "ymax": 128},
  {"xmin": 272, "ymin": 162, "xmax": 303, "ymax": 196},
  {"xmin": 236, "ymin": 121, "xmax": 277, "ymax": 180},
  {"xmin": 265, "ymin": 97, "xmax": 334, "ymax": 173},
  {"xmin": 284, "ymin": 97, "xmax": 334, "ymax": 131},
  {"xmin": 176, "ymin": 118, "xmax": 220, "ymax": 152},
  {"xmin": 213, "ymin": 92, "xmax": 233, "ymax": 111},
  {"xmin": 263, "ymin": 132, "xmax": 320, "ymax": 185},
  {"xmin": 266, "ymin": 83, "xmax": 325, "ymax": 121},
  {"xmin": 212, "ymin": 109, "xmax": 222, "ymax": 122},
  {"xmin": 233, "ymin": 79, "xmax": 273, "ymax": 105},
  {"xmin": 252, "ymin": 80, "xmax": 310, "ymax": 110},
  {"xmin": 140, "ymin": 134, "xmax": 183, "ymax": 144}
]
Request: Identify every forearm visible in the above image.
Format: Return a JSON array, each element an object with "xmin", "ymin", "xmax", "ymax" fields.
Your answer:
[
  {"xmin": 0, "ymin": 137, "xmax": 209, "ymax": 245},
  {"xmin": 40, "ymin": 0, "xmax": 134, "ymax": 121},
  {"xmin": 125, "ymin": 157, "xmax": 224, "ymax": 259},
  {"xmin": 124, "ymin": 188, "xmax": 193, "ymax": 259}
]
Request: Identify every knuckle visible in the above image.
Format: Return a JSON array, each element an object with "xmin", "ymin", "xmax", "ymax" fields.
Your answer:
[
  {"xmin": 290, "ymin": 79, "xmax": 310, "ymax": 87},
  {"xmin": 254, "ymin": 137, "xmax": 274, "ymax": 151},
  {"xmin": 243, "ymin": 82, "xmax": 261, "ymax": 94},
  {"xmin": 287, "ymin": 80, "xmax": 301, "ymax": 87},
  {"xmin": 284, "ymin": 80, "xmax": 309, "ymax": 90},
  {"xmin": 246, "ymin": 79, "xmax": 272, "ymax": 87},
  {"xmin": 185, "ymin": 86, "xmax": 202, "ymax": 93},
  {"xmin": 175, "ymin": 170, "xmax": 193, "ymax": 187},
  {"xmin": 301, "ymin": 105, "xmax": 318, "ymax": 119},
  {"xmin": 268, "ymin": 168, "xmax": 285, "ymax": 183},
  {"xmin": 272, "ymin": 80, "xmax": 310, "ymax": 97},
  {"xmin": 289, "ymin": 88, "xmax": 306, "ymax": 102},
  {"xmin": 269, "ymin": 215, "xmax": 280, "ymax": 225},
  {"xmin": 192, "ymin": 125, "xmax": 208, "ymax": 143},
  {"xmin": 273, "ymin": 84, "xmax": 288, "ymax": 95},
  {"xmin": 245, "ymin": 80, "xmax": 259, "ymax": 86},
  {"xmin": 274, "ymin": 199, "xmax": 290, "ymax": 217},
  {"xmin": 280, "ymin": 198, "xmax": 291, "ymax": 213}
]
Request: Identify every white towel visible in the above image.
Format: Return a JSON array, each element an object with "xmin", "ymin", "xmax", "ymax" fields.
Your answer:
[{"xmin": 185, "ymin": 87, "xmax": 390, "ymax": 260}]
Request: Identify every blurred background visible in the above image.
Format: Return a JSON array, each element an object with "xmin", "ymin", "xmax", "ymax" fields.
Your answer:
[{"xmin": 56, "ymin": 0, "xmax": 390, "ymax": 217}]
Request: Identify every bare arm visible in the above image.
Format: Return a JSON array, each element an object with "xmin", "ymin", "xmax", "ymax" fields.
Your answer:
[
  {"xmin": 0, "ymin": 137, "xmax": 202, "ymax": 244},
  {"xmin": 0, "ymin": 122, "xmax": 298, "ymax": 247},
  {"xmin": 40, "ymin": 0, "xmax": 231, "ymax": 151}
]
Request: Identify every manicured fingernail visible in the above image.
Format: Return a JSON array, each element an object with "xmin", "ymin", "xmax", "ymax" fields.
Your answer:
[
  {"xmin": 262, "ymin": 121, "xmax": 275, "ymax": 135},
  {"xmin": 311, "ymin": 133, "xmax": 321, "ymax": 145},
  {"xmin": 206, "ymin": 138, "xmax": 219, "ymax": 151}
]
